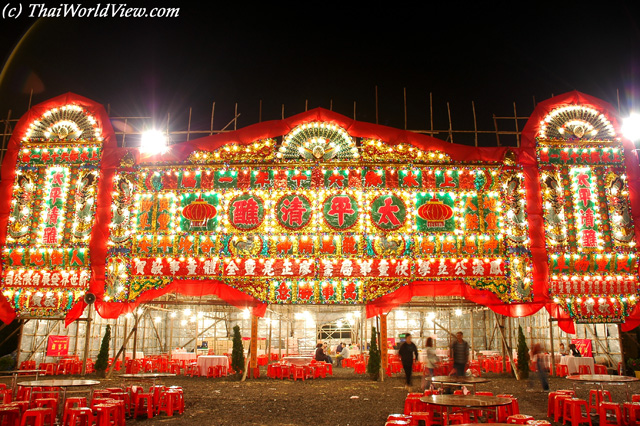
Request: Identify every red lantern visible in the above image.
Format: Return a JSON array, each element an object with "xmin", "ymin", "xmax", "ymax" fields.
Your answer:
[
  {"xmin": 181, "ymin": 196, "xmax": 217, "ymax": 228},
  {"xmin": 417, "ymin": 194, "xmax": 453, "ymax": 228}
]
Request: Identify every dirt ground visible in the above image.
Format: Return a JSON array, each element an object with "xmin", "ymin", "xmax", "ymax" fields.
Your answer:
[{"xmin": 3, "ymin": 367, "xmax": 640, "ymax": 426}]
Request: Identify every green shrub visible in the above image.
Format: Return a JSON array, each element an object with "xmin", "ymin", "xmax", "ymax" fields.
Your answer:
[{"xmin": 367, "ymin": 326, "xmax": 381, "ymax": 380}]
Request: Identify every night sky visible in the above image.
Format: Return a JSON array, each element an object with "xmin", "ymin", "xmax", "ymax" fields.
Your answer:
[{"xmin": 0, "ymin": 1, "xmax": 638, "ymax": 145}]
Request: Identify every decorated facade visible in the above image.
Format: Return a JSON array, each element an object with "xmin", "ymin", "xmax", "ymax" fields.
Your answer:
[{"xmin": 0, "ymin": 91, "xmax": 639, "ymax": 333}]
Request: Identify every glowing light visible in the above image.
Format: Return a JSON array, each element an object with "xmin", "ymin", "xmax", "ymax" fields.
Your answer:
[
  {"xmin": 455, "ymin": 309, "xmax": 462, "ymax": 317},
  {"xmin": 622, "ymin": 113, "xmax": 640, "ymax": 142},
  {"xmin": 140, "ymin": 129, "xmax": 168, "ymax": 155}
]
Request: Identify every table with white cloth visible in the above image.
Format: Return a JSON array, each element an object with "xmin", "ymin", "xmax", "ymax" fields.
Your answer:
[
  {"xmin": 435, "ymin": 349, "xmax": 449, "ymax": 357},
  {"xmin": 560, "ymin": 356, "xmax": 595, "ymax": 374},
  {"xmin": 197, "ymin": 355, "xmax": 229, "ymax": 374},
  {"xmin": 282, "ymin": 356, "xmax": 313, "ymax": 365},
  {"xmin": 478, "ymin": 350, "xmax": 500, "ymax": 357},
  {"xmin": 171, "ymin": 352, "xmax": 197, "ymax": 361}
]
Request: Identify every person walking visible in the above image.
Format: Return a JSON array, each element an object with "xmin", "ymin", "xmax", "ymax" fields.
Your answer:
[
  {"xmin": 531, "ymin": 343, "xmax": 549, "ymax": 391},
  {"xmin": 399, "ymin": 333, "xmax": 419, "ymax": 390},
  {"xmin": 450, "ymin": 332, "xmax": 469, "ymax": 377},
  {"xmin": 421, "ymin": 337, "xmax": 438, "ymax": 391}
]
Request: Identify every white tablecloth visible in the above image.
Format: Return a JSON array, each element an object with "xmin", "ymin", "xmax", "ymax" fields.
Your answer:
[
  {"xmin": 560, "ymin": 356, "xmax": 595, "ymax": 374},
  {"xmin": 125, "ymin": 351, "xmax": 144, "ymax": 359},
  {"xmin": 172, "ymin": 352, "xmax": 197, "ymax": 361},
  {"xmin": 197, "ymin": 355, "xmax": 229, "ymax": 372},
  {"xmin": 479, "ymin": 350, "xmax": 500, "ymax": 357},
  {"xmin": 435, "ymin": 349, "xmax": 449, "ymax": 357},
  {"xmin": 282, "ymin": 356, "xmax": 313, "ymax": 365}
]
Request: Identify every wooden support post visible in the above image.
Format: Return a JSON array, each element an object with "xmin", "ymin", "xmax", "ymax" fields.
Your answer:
[
  {"xmin": 494, "ymin": 312, "xmax": 518, "ymax": 379},
  {"xmin": 81, "ymin": 305, "xmax": 93, "ymax": 376},
  {"xmin": 74, "ymin": 321, "xmax": 80, "ymax": 356},
  {"xmin": 470, "ymin": 311, "xmax": 475, "ymax": 360},
  {"xmin": 250, "ymin": 314, "xmax": 258, "ymax": 378},
  {"xmin": 169, "ymin": 315, "xmax": 174, "ymax": 360},
  {"xmin": 15, "ymin": 320, "xmax": 25, "ymax": 366},
  {"xmin": 278, "ymin": 313, "xmax": 282, "ymax": 359},
  {"xmin": 618, "ymin": 324, "xmax": 626, "ymax": 375},
  {"xmin": 121, "ymin": 316, "xmax": 127, "ymax": 366},
  {"xmin": 380, "ymin": 313, "xmax": 388, "ymax": 371},
  {"xmin": 267, "ymin": 316, "xmax": 272, "ymax": 360},
  {"xmin": 549, "ymin": 317, "xmax": 555, "ymax": 376},
  {"xmin": 132, "ymin": 311, "xmax": 138, "ymax": 360},
  {"xmin": 107, "ymin": 312, "xmax": 145, "ymax": 378}
]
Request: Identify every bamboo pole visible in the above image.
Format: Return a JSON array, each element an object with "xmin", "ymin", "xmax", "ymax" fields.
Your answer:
[
  {"xmin": 81, "ymin": 305, "xmax": 93, "ymax": 375},
  {"xmin": 494, "ymin": 312, "xmax": 518, "ymax": 379},
  {"xmin": 14, "ymin": 320, "xmax": 25, "ymax": 365},
  {"xmin": 107, "ymin": 312, "xmax": 145, "ymax": 378},
  {"xmin": 549, "ymin": 317, "xmax": 555, "ymax": 376}
]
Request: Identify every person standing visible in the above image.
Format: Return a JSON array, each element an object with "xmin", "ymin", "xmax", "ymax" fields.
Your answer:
[
  {"xmin": 399, "ymin": 333, "xmax": 419, "ymax": 390},
  {"xmin": 450, "ymin": 332, "xmax": 469, "ymax": 377}
]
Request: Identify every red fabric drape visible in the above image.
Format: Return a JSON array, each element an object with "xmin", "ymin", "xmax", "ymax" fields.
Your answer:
[
  {"xmin": 95, "ymin": 279, "xmax": 267, "ymax": 319},
  {"xmin": 365, "ymin": 280, "xmax": 545, "ymax": 318}
]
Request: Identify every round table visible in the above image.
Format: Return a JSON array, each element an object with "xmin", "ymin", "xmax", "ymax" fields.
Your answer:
[
  {"xmin": 18, "ymin": 379, "xmax": 100, "ymax": 415},
  {"xmin": 282, "ymin": 356, "xmax": 313, "ymax": 366},
  {"xmin": 420, "ymin": 395, "xmax": 512, "ymax": 425},
  {"xmin": 0, "ymin": 370, "xmax": 45, "ymax": 397},
  {"xmin": 430, "ymin": 376, "xmax": 490, "ymax": 394},
  {"xmin": 197, "ymin": 355, "xmax": 229, "ymax": 374},
  {"xmin": 171, "ymin": 352, "xmax": 197, "ymax": 361},
  {"xmin": 567, "ymin": 374, "xmax": 640, "ymax": 401}
]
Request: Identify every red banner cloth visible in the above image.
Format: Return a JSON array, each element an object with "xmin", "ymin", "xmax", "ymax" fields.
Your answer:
[
  {"xmin": 46, "ymin": 335, "xmax": 70, "ymax": 356},
  {"xmin": 571, "ymin": 338, "xmax": 593, "ymax": 357}
]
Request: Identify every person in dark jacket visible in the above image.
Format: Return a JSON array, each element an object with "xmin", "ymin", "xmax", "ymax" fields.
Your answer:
[
  {"xmin": 315, "ymin": 343, "xmax": 327, "ymax": 362},
  {"xmin": 398, "ymin": 333, "xmax": 419, "ymax": 390},
  {"xmin": 569, "ymin": 343, "xmax": 581, "ymax": 357}
]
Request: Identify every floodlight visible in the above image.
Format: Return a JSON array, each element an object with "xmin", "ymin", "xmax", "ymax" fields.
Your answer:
[
  {"xmin": 170, "ymin": 312, "xmax": 177, "ymax": 318},
  {"xmin": 140, "ymin": 129, "xmax": 168, "ymax": 154},
  {"xmin": 154, "ymin": 316, "xmax": 161, "ymax": 323},
  {"xmin": 455, "ymin": 309, "xmax": 462, "ymax": 317},
  {"xmin": 622, "ymin": 113, "xmax": 640, "ymax": 142}
]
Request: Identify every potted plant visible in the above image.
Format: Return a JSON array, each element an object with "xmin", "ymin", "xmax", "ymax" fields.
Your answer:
[
  {"xmin": 367, "ymin": 326, "xmax": 381, "ymax": 381},
  {"xmin": 94, "ymin": 325, "xmax": 111, "ymax": 378},
  {"xmin": 517, "ymin": 325, "xmax": 530, "ymax": 380},
  {"xmin": 627, "ymin": 358, "xmax": 640, "ymax": 378},
  {"xmin": 231, "ymin": 325, "xmax": 245, "ymax": 379}
]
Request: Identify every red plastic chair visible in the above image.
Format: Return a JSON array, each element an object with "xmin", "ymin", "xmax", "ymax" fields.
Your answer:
[
  {"xmin": 63, "ymin": 407, "xmax": 93, "ymax": 426},
  {"xmin": 291, "ymin": 365, "xmax": 305, "ymax": 381},
  {"xmin": 554, "ymin": 394, "xmax": 573, "ymax": 423},
  {"xmin": 556, "ymin": 364, "xmax": 569, "ymax": 377},
  {"xmin": 0, "ymin": 405, "xmax": 21, "ymax": 426},
  {"xmin": 563, "ymin": 399, "xmax": 592, "ymax": 426},
  {"xmin": 507, "ymin": 414, "xmax": 534, "ymax": 424},
  {"xmin": 624, "ymin": 402, "xmax": 640, "ymax": 426},
  {"xmin": 20, "ymin": 407, "xmax": 55, "ymax": 426},
  {"xmin": 594, "ymin": 364, "xmax": 607, "ymax": 374},
  {"xmin": 588, "ymin": 390, "xmax": 612, "ymax": 413},
  {"xmin": 94, "ymin": 403, "xmax": 119, "ymax": 426},
  {"xmin": 599, "ymin": 402, "xmax": 623, "ymax": 426},
  {"xmin": 157, "ymin": 390, "xmax": 183, "ymax": 416},
  {"xmin": 578, "ymin": 365, "xmax": 592, "ymax": 375}
]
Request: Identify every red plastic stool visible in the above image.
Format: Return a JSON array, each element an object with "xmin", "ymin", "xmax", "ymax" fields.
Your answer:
[
  {"xmin": 108, "ymin": 392, "xmax": 131, "ymax": 417},
  {"xmin": 20, "ymin": 407, "xmax": 55, "ymax": 426},
  {"xmin": 594, "ymin": 365, "xmax": 607, "ymax": 374},
  {"xmin": 133, "ymin": 391, "xmax": 154, "ymax": 419},
  {"xmin": 578, "ymin": 365, "xmax": 592, "ymax": 374},
  {"xmin": 599, "ymin": 402, "xmax": 623, "ymax": 426},
  {"xmin": 404, "ymin": 394, "xmax": 427, "ymax": 415},
  {"xmin": 157, "ymin": 390, "xmax": 182, "ymax": 416},
  {"xmin": 62, "ymin": 397, "xmax": 87, "ymax": 425},
  {"xmin": 291, "ymin": 366, "xmax": 305, "ymax": 381},
  {"xmin": 554, "ymin": 394, "xmax": 572, "ymax": 423},
  {"xmin": 408, "ymin": 412, "xmax": 434, "ymax": 426},
  {"xmin": 1, "ymin": 389, "xmax": 12, "ymax": 403},
  {"xmin": 556, "ymin": 364, "xmax": 569, "ymax": 376},
  {"xmin": 7, "ymin": 401, "xmax": 29, "ymax": 416},
  {"xmin": 0, "ymin": 405, "xmax": 21, "ymax": 426},
  {"xmin": 385, "ymin": 421, "xmax": 411, "ymax": 426},
  {"xmin": 92, "ymin": 390, "xmax": 111, "ymax": 399},
  {"xmin": 105, "ymin": 388, "xmax": 123, "ymax": 394},
  {"xmin": 387, "ymin": 414, "xmax": 412, "ymax": 422},
  {"xmin": 563, "ymin": 399, "xmax": 592, "ymax": 426},
  {"xmin": 34, "ymin": 398, "xmax": 57, "ymax": 421},
  {"xmin": 526, "ymin": 421, "xmax": 552, "ymax": 426},
  {"xmin": 63, "ymin": 407, "xmax": 93, "ymax": 426},
  {"xmin": 588, "ymin": 390, "xmax": 612, "ymax": 413},
  {"xmin": 446, "ymin": 412, "xmax": 471, "ymax": 424},
  {"xmin": 548, "ymin": 392, "xmax": 563, "ymax": 417},
  {"xmin": 624, "ymin": 402, "xmax": 640, "ymax": 426},
  {"xmin": 93, "ymin": 403, "xmax": 118, "ymax": 426},
  {"xmin": 507, "ymin": 414, "xmax": 534, "ymax": 424}
]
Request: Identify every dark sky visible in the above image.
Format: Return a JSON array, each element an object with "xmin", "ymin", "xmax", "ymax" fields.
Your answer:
[{"xmin": 0, "ymin": 1, "xmax": 638, "ymax": 145}]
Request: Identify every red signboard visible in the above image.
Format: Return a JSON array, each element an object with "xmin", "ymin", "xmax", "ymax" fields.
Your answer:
[
  {"xmin": 570, "ymin": 338, "xmax": 593, "ymax": 357},
  {"xmin": 46, "ymin": 335, "xmax": 70, "ymax": 356}
]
